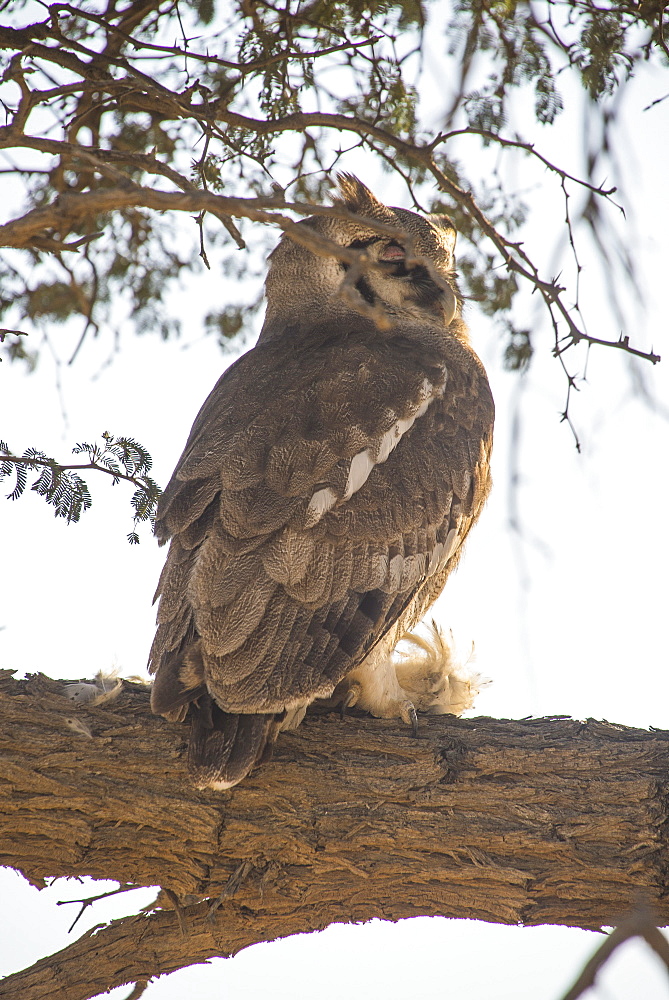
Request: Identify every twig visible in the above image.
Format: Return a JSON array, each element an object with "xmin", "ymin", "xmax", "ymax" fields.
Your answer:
[
  {"xmin": 0, "ymin": 453, "xmax": 155, "ymax": 493},
  {"xmin": 431, "ymin": 126, "xmax": 619, "ymax": 201},
  {"xmin": 46, "ymin": 3, "xmax": 381, "ymax": 73},
  {"xmin": 207, "ymin": 860, "xmax": 254, "ymax": 919},
  {"xmin": 554, "ymin": 332, "xmax": 660, "ymax": 365},
  {"xmin": 560, "ymin": 907, "xmax": 669, "ymax": 1000},
  {"xmin": 57, "ymin": 883, "xmax": 138, "ymax": 934},
  {"xmin": 0, "ymin": 327, "xmax": 29, "ymax": 339},
  {"xmin": 122, "ymin": 983, "xmax": 149, "ymax": 1000},
  {"xmin": 161, "ymin": 888, "xmax": 187, "ymax": 937}
]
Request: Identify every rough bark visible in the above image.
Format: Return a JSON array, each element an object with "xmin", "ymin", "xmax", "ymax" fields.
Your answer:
[{"xmin": 1, "ymin": 668, "xmax": 668, "ymax": 999}]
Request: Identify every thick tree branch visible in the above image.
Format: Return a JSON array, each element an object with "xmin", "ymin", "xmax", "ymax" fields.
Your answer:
[
  {"xmin": 0, "ymin": 900, "xmax": 222, "ymax": 1000},
  {"xmin": 2, "ymin": 667, "xmax": 669, "ymax": 997}
]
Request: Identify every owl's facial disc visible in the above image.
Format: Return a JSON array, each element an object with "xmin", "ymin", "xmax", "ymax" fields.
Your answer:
[{"xmin": 347, "ymin": 237, "xmax": 457, "ymax": 326}]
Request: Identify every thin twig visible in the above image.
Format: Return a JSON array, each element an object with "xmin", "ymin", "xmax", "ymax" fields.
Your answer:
[
  {"xmin": 57, "ymin": 884, "xmax": 138, "ymax": 934},
  {"xmin": 122, "ymin": 982, "xmax": 149, "ymax": 1000},
  {"xmin": 554, "ymin": 331, "xmax": 660, "ymax": 365},
  {"xmin": 0, "ymin": 453, "xmax": 156, "ymax": 493},
  {"xmin": 560, "ymin": 908, "xmax": 669, "ymax": 1000}
]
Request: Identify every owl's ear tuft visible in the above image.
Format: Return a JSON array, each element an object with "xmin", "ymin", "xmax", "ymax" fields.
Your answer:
[
  {"xmin": 429, "ymin": 213, "xmax": 456, "ymax": 232},
  {"xmin": 334, "ymin": 174, "xmax": 389, "ymax": 218},
  {"xmin": 428, "ymin": 214, "xmax": 457, "ymax": 253}
]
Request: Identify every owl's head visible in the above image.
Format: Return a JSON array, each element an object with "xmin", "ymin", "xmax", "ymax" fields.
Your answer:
[{"xmin": 262, "ymin": 175, "xmax": 462, "ymax": 339}]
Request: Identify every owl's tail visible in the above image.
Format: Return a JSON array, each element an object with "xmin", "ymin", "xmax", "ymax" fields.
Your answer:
[{"xmin": 188, "ymin": 695, "xmax": 273, "ymax": 790}]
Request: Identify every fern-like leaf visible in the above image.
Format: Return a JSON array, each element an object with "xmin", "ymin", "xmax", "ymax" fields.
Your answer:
[
  {"xmin": 7, "ymin": 461, "xmax": 28, "ymax": 500},
  {"xmin": 1, "ymin": 434, "xmax": 160, "ymax": 539}
]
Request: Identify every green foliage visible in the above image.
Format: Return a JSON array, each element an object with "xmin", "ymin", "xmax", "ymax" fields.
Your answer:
[
  {"xmin": 1, "ymin": 441, "xmax": 93, "ymax": 523},
  {"xmin": 0, "ymin": 0, "xmax": 665, "ymax": 377},
  {"xmin": 205, "ymin": 303, "xmax": 255, "ymax": 350},
  {"xmin": 502, "ymin": 323, "xmax": 533, "ymax": 372},
  {"xmin": 25, "ymin": 281, "xmax": 79, "ymax": 323},
  {"xmin": 573, "ymin": 9, "xmax": 634, "ymax": 97},
  {"xmin": 193, "ymin": 0, "xmax": 216, "ymax": 25},
  {"xmin": 0, "ymin": 434, "xmax": 161, "ymax": 542},
  {"xmin": 464, "ymin": 93, "xmax": 507, "ymax": 135},
  {"xmin": 339, "ymin": 71, "xmax": 419, "ymax": 136}
]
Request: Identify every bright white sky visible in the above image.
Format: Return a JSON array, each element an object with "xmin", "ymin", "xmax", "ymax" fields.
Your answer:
[{"xmin": 1, "ymin": 7, "xmax": 669, "ymax": 999}]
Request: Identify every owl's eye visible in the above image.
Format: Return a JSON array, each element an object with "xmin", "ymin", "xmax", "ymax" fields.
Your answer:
[
  {"xmin": 348, "ymin": 237, "xmax": 408, "ymax": 265},
  {"xmin": 377, "ymin": 242, "xmax": 406, "ymax": 262}
]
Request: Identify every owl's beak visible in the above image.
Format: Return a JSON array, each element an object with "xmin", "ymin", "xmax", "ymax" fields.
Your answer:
[{"xmin": 442, "ymin": 286, "xmax": 458, "ymax": 327}]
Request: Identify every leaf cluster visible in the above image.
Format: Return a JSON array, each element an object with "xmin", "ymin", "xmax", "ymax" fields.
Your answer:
[
  {"xmin": 0, "ymin": 440, "xmax": 92, "ymax": 522},
  {"xmin": 0, "ymin": 433, "xmax": 161, "ymax": 542},
  {"xmin": 0, "ymin": 0, "xmax": 664, "ymax": 386}
]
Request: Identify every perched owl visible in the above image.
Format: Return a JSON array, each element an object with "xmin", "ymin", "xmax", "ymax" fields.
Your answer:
[{"xmin": 150, "ymin": 176, "xmax": 494, "ymax": 790}]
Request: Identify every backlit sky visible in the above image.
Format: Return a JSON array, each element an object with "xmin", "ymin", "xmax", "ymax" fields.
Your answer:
[{"xmin": 1, "ymin": 8, "xmax": 668, "ymax": 998}]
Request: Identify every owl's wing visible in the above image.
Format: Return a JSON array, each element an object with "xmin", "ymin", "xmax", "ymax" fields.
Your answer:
[{"xmin": 150, "ymin": 321, "xmax": 492, "ymax": 784}]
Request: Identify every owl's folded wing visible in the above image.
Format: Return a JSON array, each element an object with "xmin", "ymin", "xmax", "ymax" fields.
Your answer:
[{"xmin": 150, "ymin": 324, "xmax": 493, "ymax": 719}]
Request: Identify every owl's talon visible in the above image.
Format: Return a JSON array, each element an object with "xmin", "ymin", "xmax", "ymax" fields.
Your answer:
[
  {"xmin": 339, "ymin": 684, "xmax": 361, "ymax": 719},
  {"xmin": 399, "ymin": 699, "xmax": 419, "ymax": 734}
]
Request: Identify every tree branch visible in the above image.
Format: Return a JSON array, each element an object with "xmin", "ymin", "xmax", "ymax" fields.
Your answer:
[
  {"xmin": 1, "ymin": 452, "xmax": 155, "ymax": 493},
  {"xmin": 1, "ymin": 668, "xmax": 669, "ymax": 999},
  {"xmin": 1, "ymin": 94, "xmax": 655, "ymax": 367},
  {"xmin": 0, "ymin": 893, "xmax": 310, "ymax": 1000},
  {"xmin": 560, "ymin": 907, "xmax": 669, "ymax": 1000}
]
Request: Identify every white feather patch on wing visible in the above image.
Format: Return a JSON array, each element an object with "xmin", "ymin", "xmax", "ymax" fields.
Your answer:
[
  {"xmin": 427, "ymin": 541, "xmax": 444, "ymax": 574},
  {"xmin": 443, "ymin": 526, "xmax": 460, "ymax": 561},
  {"xmin": 305, "ymin": 486, "xmax": 338, "ymax": 526},
  {"xmin": 387, "ymin": 553, "xmax": 404, "ymax": 590},
  {"xmin": 306, "ymin": 373, "xmax": 447, "ymax": 525},
  {"xmin": 342, "ymin": 448, "xmax": 375, "ymax": 500},
  {"xmin": 425, "ymin": 528, "xmax": 462, "ymax": 577}
]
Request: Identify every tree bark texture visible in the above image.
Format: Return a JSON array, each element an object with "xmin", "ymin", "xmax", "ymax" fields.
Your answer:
[{"xmin": 1, "ymin": 668, "xmax": 668, "ymax": 998}]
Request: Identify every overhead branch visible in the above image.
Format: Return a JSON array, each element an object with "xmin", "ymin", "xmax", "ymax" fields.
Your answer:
[
  {"xmin": 0, "ymin": 169, "xmax": 657, "ymax": 366},
  {"xmin": 1, "ymin": 0, "xmax": 663, "ymax": 383}
]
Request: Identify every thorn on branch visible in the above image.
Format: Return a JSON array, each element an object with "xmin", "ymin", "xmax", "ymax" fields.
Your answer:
[
  {"xmin": 554, "ymin": 330, "xmax": 661, "ymax": 365},
  {"xmin": 0, "ymin": 327, "xmax": 29, "ymax": 340},
  {"xmin": 57, "ymin": 883, "xmax": 138, "ymax": 934}
]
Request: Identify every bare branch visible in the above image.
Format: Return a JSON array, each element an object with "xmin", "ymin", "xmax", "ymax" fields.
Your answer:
[
  {"xmin": 553, "ymin": 331, "xmax": 660, "ymax": 365},
  {"xmin": 560, "ymin": 908, "xmax": 669, "ymax": 1000},
  {"xmin": 431, "ymin": 127, "xmax": 619, "ymax": 201},
  {"xmin": 57, "ymin": 884, "xmax": 140, "ymax": 934}
]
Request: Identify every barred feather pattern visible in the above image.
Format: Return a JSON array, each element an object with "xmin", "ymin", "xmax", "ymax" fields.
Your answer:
[{"xmin": 149, "ymin": 176, "xmax": 494, "ymax": 790}]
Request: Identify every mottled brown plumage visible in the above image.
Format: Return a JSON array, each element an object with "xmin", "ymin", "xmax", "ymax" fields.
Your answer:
[{"xmin": 149, "ymin": 176, "xmax": 494, "ymax": 789}]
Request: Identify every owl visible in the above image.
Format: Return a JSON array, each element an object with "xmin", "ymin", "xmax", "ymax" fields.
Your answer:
[{"xmin": 149, "ymin": 175, "xmax": 494, "ymax": 790}]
